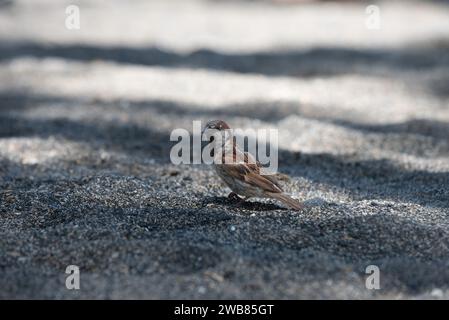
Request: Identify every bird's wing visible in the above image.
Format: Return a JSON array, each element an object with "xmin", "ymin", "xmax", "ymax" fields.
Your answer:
[
  {"xmin": 244, "ymin": 171, "xmax": 283, "ymax": 193},
  {"xmin": 243, "ymin": 151, "xmax": 260, "ymax": 174},
  {"xmin": 222, "ymin": 149, "xmax": 283, "ymax": 194},
  {"xmin": 244, "ymin": 151, "xmax": 284, "ymax": 192},
  {"xmin": 261, "ymin": 174, "xmax": 284, "ymax": 192}
]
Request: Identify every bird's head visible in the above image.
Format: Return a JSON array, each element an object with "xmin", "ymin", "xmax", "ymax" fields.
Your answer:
[
  {"xmin": 202, "ymin": 120, "xmax": 232, "ymax": 147},
  {"xmin": 203, "ymin": 120, "xmax": 230, "ymax": 132}
]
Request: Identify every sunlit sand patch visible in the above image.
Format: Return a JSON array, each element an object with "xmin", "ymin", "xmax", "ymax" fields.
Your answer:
[{"xmin": 0, "ymin": 137, "xmax": 91, "ymax": 165}]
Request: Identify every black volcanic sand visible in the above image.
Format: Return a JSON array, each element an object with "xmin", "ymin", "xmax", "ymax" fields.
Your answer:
[{"xmin": 1, "ymin": 0, "xmax": 449, "ymax": 299}]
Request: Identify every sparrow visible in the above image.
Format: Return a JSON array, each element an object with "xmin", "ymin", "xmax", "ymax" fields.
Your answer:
[{"xmin": 202, "ymin": 120, "xmax": 303, "ymax": 210}]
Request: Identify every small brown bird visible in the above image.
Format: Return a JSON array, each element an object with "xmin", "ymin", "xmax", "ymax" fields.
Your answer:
[{"xmin": 203, "ymin": 120, "xmax": 303, "ymax": 210}]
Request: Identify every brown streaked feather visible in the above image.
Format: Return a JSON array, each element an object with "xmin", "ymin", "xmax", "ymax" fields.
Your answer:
[
  {"xmin": 243, "ymin": 151, "xmax": 286, "ymax": 189},
  {"xmin": 220, "ymin": 149, "xmax": 283, "ymax": 194},
  {"xmin": 262, "ymin": 174, "xmax": 284, "ymax": 192},
  {"xmin": 243, "ymin": 151, "xmax": 284, "ymax": 192},
  {"xmin": 244, "ymin": 171, "xmax": 283, "ymax": 193},
  {"xmin": 243, "ymin": 152, "xmax": 261, "ymax": 174}
]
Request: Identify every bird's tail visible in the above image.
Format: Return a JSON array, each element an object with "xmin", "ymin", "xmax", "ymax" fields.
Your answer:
[{"xmin": 267, "ymin": 193, "xmax": 303, "ymax": 211}]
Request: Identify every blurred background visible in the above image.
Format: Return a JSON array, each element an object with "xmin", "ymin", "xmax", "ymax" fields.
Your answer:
[{"xmin": 1, "ymin": 0, "xmax": 449, "ymax": 299}]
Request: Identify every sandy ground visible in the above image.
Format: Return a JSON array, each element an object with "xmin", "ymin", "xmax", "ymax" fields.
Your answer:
[{"xmin": 1, "ymin": 0, "xmax": 449, "ymax": 299}]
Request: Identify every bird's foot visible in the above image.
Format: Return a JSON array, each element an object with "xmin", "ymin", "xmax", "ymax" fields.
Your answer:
[
  {"xmin": 228, "ymin": 192, "xmax": 243, "ymax": 202},
  {"xmin": 228, "ymin": 192, "xmax": 249, "ymax": 207}
]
